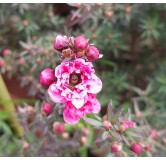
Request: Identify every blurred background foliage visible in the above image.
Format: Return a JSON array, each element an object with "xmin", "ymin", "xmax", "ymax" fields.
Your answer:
[{"xmin": 0, "ymin": 3, "xmax": 166, "ymax": 156}]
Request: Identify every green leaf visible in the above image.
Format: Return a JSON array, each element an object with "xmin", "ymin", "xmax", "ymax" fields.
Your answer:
[
  {"xmin": 107, "ymin": 100, "xmax": 113, "ymax": 121},
  {"xmin": 0, "ymin": 121, "xmax": 13, "ymax": 135},
  {"xmin": 79, "ymin": 147, "xmax": 88, "ymax": 157},
  {"xmin": 102, "ymin": 131, "xmax": 109, "ymax": 140},
  {"xmin": 93, "ymin": 114, "xmax": 102, "ymax": 121},
  {"xmin": 0, "ymin": 111, "xmax": 9, "ymax": 120},
  {"xmin": 83, "ymin": 117, "xmax": 102, "ymax": 127}
]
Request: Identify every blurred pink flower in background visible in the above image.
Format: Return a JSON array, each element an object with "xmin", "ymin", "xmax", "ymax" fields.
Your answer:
[
  {"xmin": 149, "ymin": 130, "xmax": 159, "ymax": 139},
  {"xmin": 120, "ymin": 120, "xmax": 136, "ymax": 132}
]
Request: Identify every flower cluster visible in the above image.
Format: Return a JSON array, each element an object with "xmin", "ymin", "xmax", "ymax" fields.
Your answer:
[
  {"xmin": 40, "ymin": 35, "xmax": 102, "ymax": 124},
  {"xmin": 54, "ymin": 35, "xmax": 100, "ymax": 62}
]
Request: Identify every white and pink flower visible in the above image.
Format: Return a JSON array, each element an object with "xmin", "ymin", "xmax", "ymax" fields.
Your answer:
[{"xmin": 48, "ymin": 58, "xmax": 102, "ymax": 124}]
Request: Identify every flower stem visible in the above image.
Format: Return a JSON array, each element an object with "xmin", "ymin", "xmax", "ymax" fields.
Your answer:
[{"xmin": 0, "ymin": 73, "xmax": 24, "ymax": 137}]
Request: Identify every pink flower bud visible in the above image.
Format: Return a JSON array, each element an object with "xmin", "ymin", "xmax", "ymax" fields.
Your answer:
[
  {"xmin": 131, "ymin": 143, "xmax": 143, "ymax": 155},
  {"xmin": 41, "ymin": 102, "xmax": 53, "ymax": 115},
  {"xmin": 144, "ymin": 144, "xmax": 151, "ymax": 150},
  {"xmin": 54, "ymin": 35, "xmax": 69, "ymax": 50},
  {"xmin": 2, "ymin": 48, "xmax": 12, "ymax": 56},
  {"xmin": 120, "ymin": 120, "xmax": 136, "ymax": 132},
  {"xmin": 80, "ymin": 136, "xmax": 87, "ymax": 146},
  {"xmin": 40, "ymin": 68, "xmax": 55, "ymax": 87},
  {"xmin": 17, "ymin": 58, "xmax": 25, "ymax": 66},
  {"xmin": 111, "ymin": 142, "xmax": 122, "ymax": 153},
  {"xmin": 53, "ymin": 122, "xmax": 65, "ymax": 133},
  {"xmin": 0, "ymin": 59, "xmax": 5, "ymax": 67},
  {"xmin": 149, "ymin": 130, "xmax": 158, "ymax": 139},
  {"xmin": 163, "ymin": 137, "xmax": 166, "ymax": 144},
  {"xmin": 102, "ymin": 120, "xmax": 112, "ymax": 131},
  {"xmin": 86, "ymin": 46, "xmax": 99, "ymax": 61},
  {"xmin": 74, "ymin": 36, "xmax": 89, "ymax": 50}
]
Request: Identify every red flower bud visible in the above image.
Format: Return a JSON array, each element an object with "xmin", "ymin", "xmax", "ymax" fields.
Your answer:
[
  {"xmin": 86, "ymin": 46, "xmax": 99, "ymax": 61},
  {"xmin": 0, "ymin": 59, "xmax": 5, "ymax": 67},
  {"xmin": 40, "ymin": 68, "xmax": 55, "ymax": 87},
  {"xmin": 17, "ymin": 58, "xmax": 25, "ymax": 66},
  {"xmin": 2, "ymin": 48, "xmax": 12, "ymax": 56},
  {"xmin": 144, "ymin": 144, "xmax": 151, "ymax": 150},
  {"xmin": 80, "ymin": 136, "xmax": 87, "ymax": 146},
  {"xmin": 54, "ymin": 35, "xmax": 69, "ymax": 50},
  {"xmin": 74, "ymin": 36, "xmax": 89, "ymax": 50},
  {"xmin": 41, "ymin": 102, "xmax": 53, "ymax": 115},
  {"xmin": 131, "ymin": 143, "xmax": 143, "ymax": 155},
  {"xmin": 149, "ymin": 130, "xmax": 158, "ymax": 140},
  {"xmin": 53, "ymin": 122, "xmax": 65, "ymax": 133},
  {"xmin": 111, "ymin": 142, "xmax": 122, "ymax": 153},
  {"xmin": 102, "ymin": 120, "xmax": 112, "ymax": 131},
  {"xmin": 120, "ymin": 120, "xmax": 136, "ymax": 132}
]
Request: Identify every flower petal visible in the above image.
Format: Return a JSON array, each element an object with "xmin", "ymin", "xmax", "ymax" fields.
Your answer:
[
  {"xmin": 63, "ymin": 105, "xmax": 80, "ymax": 124},
  {"xmin": 72, "ymin": 98, "xmax": 85, "ymax": 109},
  {"xmin": 90, "ymin": 97, "xmax": 101, "ymax": 114},
  {"xmin": 48, "ymin": 83, "xmax": 64, "ymax": 103},
  {"xmin": 88, "ymin": 75, "xmax": 102, "ymax": 94}
]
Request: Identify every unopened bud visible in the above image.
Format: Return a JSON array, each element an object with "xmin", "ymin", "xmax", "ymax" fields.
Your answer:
[
  {"xmin": 111, "ymin": 142, "xmax": 122, "ymax": 153},
  {"xmin": 103, "ymin": 120, "xmax": 112, "ymax": 131},
  {"xmin": 62, "ymin": 132, "xmax": 69, "ymax": 139},
  {"xmin": 104, "ymin": 10, "xmax": 113, "ymax": 18},
  {"xmin": 0, "ymin": 59, "xmax": 5, "ymax": 67},
  {"xmin": 23, "ymin": 141, "xmax": 29, "ymax": 150},
  {"xmin": 27, "ymin": 106, "xmax": 35, "ymax": 115},
  {"xmin": 17, "ymin": 58, "xmax": 25, "ymax": 66},
  {"xmin": 86, "ymin": 46, "xmax": 99, "ymax": 61},
  {"xmin": 54, "ymin": 35, "xmax": 69, "ymax": 50},
  {"xmin": 2, "ymin": 48, "xmax": 12, "ymax": 56},
  {"xmin": 131, "ymin": 143, "xmax": 143, "ymax": 155},
  {"xmin": 74, "ymin": 36, "xmax": 89, "ymax": 50},
  {"xmin": 40, "ymin": 68, "xmax": 55, "ymax": 87},
  {"xmin": 53, "ymin": 122, "xmax": 65, "ymax": 133},
  {"xmin": 144, "ymin": 144, "xmax": 151, "ymax": 150},
  {"xmin": 41, "ymin": 102, "xmax": 53, "ymax": 115},
  {"xmin": 80, "ymin": 136, "xmax": 87, "ymax": 146},
  {"xmin": 149, "ymin": 130, "xmax": 159, "ymax": 140}
]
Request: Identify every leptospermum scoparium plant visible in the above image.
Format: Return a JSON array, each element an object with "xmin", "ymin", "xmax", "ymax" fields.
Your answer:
[
  {"xmin": 40, "ymin": 35, "xmax": 102, "ymax": 124},
  {"xmin": 39, "ymin": 35, "xmax": 160, "ymax": 157}
]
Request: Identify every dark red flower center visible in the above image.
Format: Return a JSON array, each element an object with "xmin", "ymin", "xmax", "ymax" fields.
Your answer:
[{"xmin": 69, "ymin": 73, "xmax": 81, "ymax": 86}]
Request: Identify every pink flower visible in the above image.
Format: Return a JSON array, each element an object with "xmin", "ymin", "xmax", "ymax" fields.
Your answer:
[
  {"xmin": 63, "ymin": 94, "xmax": 101, "ymax": 124},
  {"xmin": 48, "ymin": 58, "xmax": 102, "ymax": 109},
  {"xmin": 41, "ymin": 102, "xmax": 53, "ymax": 115},
  {"xmin": 74, "ymin": 36, "xmax": 89, "ymax": 50},
  {"xmin": 54, "ymin": 35, "xmax": 69, "ymax": 50},
  {"xmin": 131, "ymin": 143, "xmax": 143, "ymax": 155},
  {"xmin": 120, "ymin": 120, "xmax": 136, "ymax": 132},
  {"xmin": 86, "ymin": 46, "xmax": 99, "ymax": 61},
  {"xmin": 40, "ymin": 68, "xmax": 56, "ymax": 87}
]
